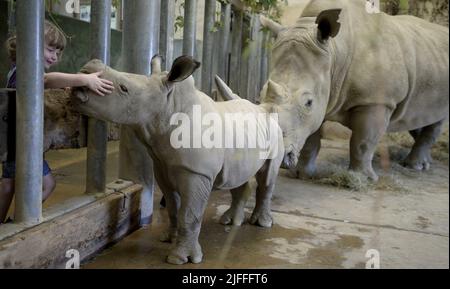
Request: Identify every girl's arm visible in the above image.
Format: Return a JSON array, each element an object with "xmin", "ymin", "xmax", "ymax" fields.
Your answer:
[{"xmin": 44, "ymin": 72, "xmax": 114, "ymax": 96}]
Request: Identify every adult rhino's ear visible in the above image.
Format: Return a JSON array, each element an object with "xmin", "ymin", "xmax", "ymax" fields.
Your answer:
[
  {"xmin": 315, "ymin": 9, "xmax": 341, "ymax": 43},
  {"xmin": 260, "ymin": 15, "xmax": 284, "ymax": 37},
  {"xmin": 166, "ymin": 55, "xmax": 200, "ymax": 83}
]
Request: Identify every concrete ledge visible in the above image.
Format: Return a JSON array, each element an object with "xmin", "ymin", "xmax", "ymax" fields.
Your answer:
[{"xmin": 0, "ymin": 182, "xmax": 143, "ymax": 268}]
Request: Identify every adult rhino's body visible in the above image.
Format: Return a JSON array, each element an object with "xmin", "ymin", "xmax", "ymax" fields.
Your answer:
[
  {"xmin": 71, "ymin": 56, "xmax": 283, "ymax": 265},
  {"xmin": 261, "ymin": 0, "xmax": 449, "ymax": 180}
]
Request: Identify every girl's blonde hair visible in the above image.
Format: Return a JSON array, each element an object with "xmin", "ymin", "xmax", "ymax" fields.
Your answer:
[{"xmin": 6, "ymin": 20, "xmax": 67, "ymax": 63}]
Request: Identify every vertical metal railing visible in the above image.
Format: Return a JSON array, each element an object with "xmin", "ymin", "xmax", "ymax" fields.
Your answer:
[
  {"xmin": 217, "ymin": 1, "xmax": 231, "ymax": 82},
  {"xmin": 119, "ymin": 0, "xmax": 160, "ymax": 225},
  {"xmin": 14, "ymin": 0, "xmax": 45, "ymax": 224},
  {"xmin": 229, "ymin": 7, "xmax": 243, "ymax": 94},
  {"xmin": 183, "ymin": 0, "xmax": 197, "ymax": 57},
  {"xmin": 86, "ymin": 0, "xmax": 111, "ymax": 195},
  {"xmin": 160, "ymin": 0, "xmax": 176, "ymax": 71},
  {"xmin": 201, "ymin": 0, "xmax": 217, "ymax": 95}
]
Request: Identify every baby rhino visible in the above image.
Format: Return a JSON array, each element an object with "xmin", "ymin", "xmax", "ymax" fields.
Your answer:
[{"xmin": 71, "ymin": 56, "xmax": 284, "ymax": 264}]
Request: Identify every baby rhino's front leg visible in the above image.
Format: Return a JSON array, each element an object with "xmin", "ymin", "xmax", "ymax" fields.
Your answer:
[
  {"xmin": 166, "ymin": 174, "xmax": 212, "ymax": 265},
  {"xmin": 220, "ymin": 182, "xmax": 252, "ymax": 226}
]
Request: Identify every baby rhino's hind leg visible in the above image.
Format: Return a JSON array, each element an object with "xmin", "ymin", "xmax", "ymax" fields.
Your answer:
[{"xmin": 403, "ymin": 120, "xmax": 444, "ymax": 171}]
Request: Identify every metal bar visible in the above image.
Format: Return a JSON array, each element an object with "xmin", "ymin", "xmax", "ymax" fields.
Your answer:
[
  {"xmin": 120, "ymin": 0, "xmax": 160, "ymax": 225},
  {"xmin": 229, "ymin": 8, "xmax": 243, "ymax": 94},
  {"xmin": 246, "ymin": 14, "xmax": 261, "ymax": 103},
  {"xmin": 14, "ymin": 0, "xmax": 45, "ymax": 224},
  {"xmin": 160, "ymin": 0, "xmax": 176, "ymax": 70},
  {"xmin": 239, "ymin": 15, "xmax": 250, "ymax": 99},
  {"xmin": 85, "ymin": 0, "xmax": 111, "ymax": 195},
  {"xmin": 259, "ymin": 30, "xmax": 270, "ymax": 99},
  {"xmin": 218, "ymin": 2, "xmax": 231, "ymax": 82},
  {"xmin": 201, "ymin": 0, "xmax": 217, "ymax": 95},
  {"xmin": 183, "ymin": 0, "xmax": 197, "ymax": 57},
  {"xmin": 7, "ymin": 0, "xmax": 16, "ymax": 36}
]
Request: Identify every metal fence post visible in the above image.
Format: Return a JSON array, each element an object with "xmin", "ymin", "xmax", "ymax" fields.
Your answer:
[
  {"xmin": 259, "ymin": 30, "xmax": 270, "ymax": 100},
  {"xmin": 86, "ymin": 0, "xmax": 111, "ymax": 195},
  {"xmin": 201, "ymin": 0, "xmax": 217, "ymax": 95},
  {"xmin": 120, "ymin": 0, "xmax": 160, "ymax": 225},
  {"xmin": 229, "ymin": 7, "xmax": 243, "ymax": 94},
  {"xmin": 183, "ymin": 0, "xmax": 197, "ymax": 57},
  {"xmin": 218, "ymin": 1, "xmax": 231, "ymax": 82},
  {"xmin": 14, "ymin": 0, "xmax": 45, "ymax": 224},
  {"xmin": 160, "ymin": 0, "xmax": 176, "ymax": 71}
]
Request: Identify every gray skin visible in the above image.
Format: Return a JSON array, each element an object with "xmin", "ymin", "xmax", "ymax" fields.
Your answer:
[
  {"xmin": 71, "ymin": 56, "xmax": 284, "ymax": 265},
  {"xmin": 260, "ymin": 0, "xmax": 449, "ymax": 181}
]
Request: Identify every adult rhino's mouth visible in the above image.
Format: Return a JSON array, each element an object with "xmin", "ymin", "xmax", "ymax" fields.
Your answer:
[{"xmin": 281, "ymin": 145, "xmax": 299, "ymax": 169}]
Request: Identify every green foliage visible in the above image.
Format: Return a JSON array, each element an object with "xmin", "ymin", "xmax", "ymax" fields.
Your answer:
[{"xmin": 240, "ymin": 0, "xmax": 287, "ymax": 21}]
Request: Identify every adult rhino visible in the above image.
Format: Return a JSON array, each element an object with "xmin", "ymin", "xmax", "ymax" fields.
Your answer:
[
  {"xmin": 260, "ymin": 0, "xmax": 449, "ymax": 181},
  {"xmin": 71, "ymin": 56, "xmax": 284, "ymax": 264}
]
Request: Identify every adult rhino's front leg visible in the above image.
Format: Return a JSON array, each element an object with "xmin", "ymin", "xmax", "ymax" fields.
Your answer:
[
  {"xmin": 166, "ymin": 174, "xmax": 211, "ymax": 265},
  {"xmin": 220, "ymin": 182, "xmax": 252, "ymax": 226},
  {"xmin": 296, "ymin": 129, "xmax": 321, "ymax": 179},
  {"xmin": 349, "ymin": 105, "xmax": 392, "ymax": 182},
  {"xmin": 403, "ymin": 120, "xmax": 444, "ymax": 171},
  {"xmin": 249, "ymin": 160, "xmax": 279, "ymax": 227}
]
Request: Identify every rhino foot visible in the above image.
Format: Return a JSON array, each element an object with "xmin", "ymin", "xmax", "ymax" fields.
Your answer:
[
  {"xmin": 159, "ymin": 228, "xmax": 177, "ymax": 243},
  {"xmin": 166, "ymin": 243, "xmax": 203, "ymax": 265},
  {"xmin": 249, "ymin": 210, "xmax": 273, "ymax": 228},
  {"xmin": 403, "ymin": 154, "xmax": 432, "ymax": 171},
  {"xmin": 220, "ymin": 207, "xmax": 245, "ymax": 226},
  {"xmin": 297, "ymin": 165, "xmax": 316, "ymax": 180},
  {"xmin": 349, "ymin": 167, "xmax": 379, "ymax": 182}
]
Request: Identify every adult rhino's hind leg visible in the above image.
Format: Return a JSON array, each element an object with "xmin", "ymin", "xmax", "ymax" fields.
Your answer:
[
  {"xmin": 296, "ymin": 129, "xmax": 321, "ymax": 179},
  {"xmin": 403, "ymin": 120, "xmax": 444, "ymax": 171},
  {"xmin": 159, "ymin": 191, "xmax": 180, "ymax": 243},
  {"xmin": 349, "ymin": 105, "xmax": 391, "ymax": 182},
  {"xmin": 166, "ymin": 174, "xmax": 211, "ymax": 265},
  {"xmin": 220, "ymin": 182, "xmax": 252, "ymax": 226}
]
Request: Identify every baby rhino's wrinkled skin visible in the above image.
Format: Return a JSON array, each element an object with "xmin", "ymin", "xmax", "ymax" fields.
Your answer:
[{"xmin": 72, "ymin": 56, "xmax": 284, "ymax": 265}]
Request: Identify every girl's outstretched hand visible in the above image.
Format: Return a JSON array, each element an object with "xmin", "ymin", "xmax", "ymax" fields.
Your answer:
[{"xmin": 84, "ymin": 71, "xmax": 114, "ymax": 96}]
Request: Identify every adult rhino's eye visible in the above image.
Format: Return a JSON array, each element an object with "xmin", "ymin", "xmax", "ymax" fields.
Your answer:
[
  {"xmin": 119, "ymin": 84, "xmax": 128, "ymax": 93},
  {"xmin": 305, "ymin": 99, "xmax": 313, "ymax": 108}
]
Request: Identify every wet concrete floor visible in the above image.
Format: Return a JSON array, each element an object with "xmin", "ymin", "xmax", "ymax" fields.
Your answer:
[{"xmin": 2, "ymin": 140, "xmax": 448, "ymax": 268}]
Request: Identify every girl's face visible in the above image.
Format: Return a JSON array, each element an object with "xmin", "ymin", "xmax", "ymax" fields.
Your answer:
[{"xmin": 44, "ymin": 44, "xmax": 60, "ymax": 69}]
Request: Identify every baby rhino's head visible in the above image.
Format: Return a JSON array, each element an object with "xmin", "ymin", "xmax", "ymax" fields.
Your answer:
[{"xmin": 71, "ymin": 55, "xmax": 200, "ymax": 125}]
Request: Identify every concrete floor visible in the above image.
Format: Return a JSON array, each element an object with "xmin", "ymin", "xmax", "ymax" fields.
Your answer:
[
  {"xmin": 3, "ymin": 139, "xmax": 448, "ymax": 269},
  {"xmin": 82, "ymin": 139, "xmax": 448, "ymax": 269}
]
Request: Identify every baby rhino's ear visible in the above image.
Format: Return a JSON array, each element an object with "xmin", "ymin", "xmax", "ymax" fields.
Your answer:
[{"xmin": 166, "ymin": 55, "xmax": 200, "ymax": 83}]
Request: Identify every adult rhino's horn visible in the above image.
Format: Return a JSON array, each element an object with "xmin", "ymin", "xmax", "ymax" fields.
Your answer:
[
  {"xmin": 260, "ymin": 15, "xmax": 284, "ymax": 36},
  {"xmin": 214, "ymin": 75, "xmax": 241, "ymax": 101}
]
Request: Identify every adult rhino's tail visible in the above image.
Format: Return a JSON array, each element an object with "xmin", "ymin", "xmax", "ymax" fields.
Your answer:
[{"xmin": 214, "ymin": 75, "xmax": 241, "ymax": 101}]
